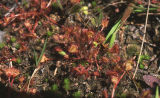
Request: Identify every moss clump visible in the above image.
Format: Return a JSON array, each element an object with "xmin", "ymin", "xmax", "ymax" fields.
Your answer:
[{"xmin": 126, "ymin": 45, "xmax": 139, "ymax": 57}]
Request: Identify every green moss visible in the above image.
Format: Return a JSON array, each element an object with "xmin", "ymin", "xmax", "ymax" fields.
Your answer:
[{"xmin": 126, "ymin": 45, "xmax": 138, "ymax": 56}]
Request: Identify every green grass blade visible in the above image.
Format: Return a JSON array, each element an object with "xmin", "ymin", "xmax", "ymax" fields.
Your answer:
[
  {"xmin": 57, "ymin": 0, "xmax": 63, "ymax": 10},
  {"xmin": 37, "ymin": 38, "xmax": 48, "ymax": 66},
  {"xmin": 33, "ymin": 49, "xmax": 38, "ymax": 66},
  {"xmin": 155, "ymin": 86, "xmax": 159, "ymax": 98},
  {"xmin": 98, "ymin": 10, "xmax": 103, "ymax": 26},
  {"xmin": 104, "ymin": 20, "xmax": 121, "ymax": 43},
  {"xmin": 109, "ymin": 31, "xmax": 116, "ymax": 48}
]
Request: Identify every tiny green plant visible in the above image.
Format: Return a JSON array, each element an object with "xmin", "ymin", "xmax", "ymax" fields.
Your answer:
[
  {"xmin": 73, "ymin": 91, "xmax": 81, "ymax": 98},
  {"xmin": 91, "ymin": 1, "xmax": 96, "ymax": 8},
  {"xmin": 139, "ymin": 55, "xmax": 150, "ymax": 69},
  {"xmin": 63, "ymin": 78, "xmax": 70, "ymax": 91},
  {"xmin": 51, "ymin": 84, "xmax": 59, "ymax": 92},
  {"xmin": 34, "ymin": 38, "xmax": 48, "ymax": 66},
  {"xmin": 16, "ymin": 58, "xmax": 22, "ymax": 64},
  {"xmin": 80, "ymin": 6, "xmax": 88, "ymax": 15},
  {"xmin": 11, "ymin": 36, "xmax": 16, "ymax": 43},
  {"xmin": 46, "ymin": 31, "xmax": 53, "ymax": 37},
  {"xmin": 15, "ymin": 43, "xmax": 20, "ymax": 49},
  {"xmin": 57, "ymin": 0, "xmax": 63, "ymax": 10}
]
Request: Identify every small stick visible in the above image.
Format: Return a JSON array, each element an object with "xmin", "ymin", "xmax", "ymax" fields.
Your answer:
[
  {"xmin": 132, "ymin": 0, "xmax": 150, "ymax": 79},
  {"xmin": 27, "ymin": 65, "xmax": 40, "ymax": 92}
]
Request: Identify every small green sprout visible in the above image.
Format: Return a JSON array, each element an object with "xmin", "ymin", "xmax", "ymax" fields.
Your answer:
[
  {"xmin": 63, "ymin": 78, "xmax": 70, "ymax": 91},
  {"xmin": 16, "ymin": 58, "xmax": 22, "ymax": 64},
  {"xmin": 139, "ymin": 55, "xmax": 150, "ymax": 69},
  {"xmin": 80, "ymin": 6, "xmax": 88, "ymax": 15},
  {"xmin": 11, "ymin": 36, "xmax": 16, "ymax": 43},
  {"xmin": 15, "ymin": 43, "xmax": 20, "ymax": 49},
  {"xmin": 139, "ymin": 64, "xmax": 145, "ymax": 69},
  {"xmin": 73, "ymin": 91, "xmax": 81, "ymax": 98},
  {"xmin": 38, "ymin": 21, "xmax": 42, "ymax": 25},
  {"xmin": 51, "ymin": 84, "xmax": 59, "ymax": 92},
  {"xmin": 91, "ymin": 1, "xmax": 96, "ymax": 7},
  {"xmin": 45, "ymin": 78, "xmax": 48, "ymax": 82},
  {"xmin": 93, "ymin": 41, "xmax": 98, "ymax": 47},
  {"xmin": 46, "ymin": 31, "xmax": 53, "ymax": 37}
]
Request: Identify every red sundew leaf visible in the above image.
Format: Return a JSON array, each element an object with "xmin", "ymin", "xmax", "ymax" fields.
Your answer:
[
  {"xmin": 111, "ymin": 55, "xmax": 120, "ymax": 63},
  {"xmin": 29, "ymin": 88, "xmax": 37, "ymax": 94},
  {"xmin": 103, "ymin": 89, "xmax": 108, "ymax": 98},
  {"xmin": 4, "ymin": 67, "xmax": 20, "ymax": 78},
  {"xmin": 41, "ymin": 1, "xmax": 47, "ymax": 9},
  {"xmin": 53, "ymin": 34, "xmax": 66, "ymax": 43},
  {"xmin": 93, "ymin": 71, "xmax": 100, "ymax": 76},
  {"xmin": 22, "ymin": 32, "xmax": 38, "ymax": 38},
  {"xmin": 55, "ymin": 46, "xmax": 62, "ymax": 52},
  {"xmin": 68, "ymin": 44, "xmax": 79, "ymax": 53},
  {"xmin": 72, "ymin": 65, "xmax": 89, "ymax": 78},
  {"xmin": 106, "ymin": 70, "xmax": 119, "ymax": 77},
  {"xmin": 0, "ymin": 4, "xmax": 9, "ymax": 11},
  {"xmin": 109, "ymin": 44, "xmax": 119, "ymax": 54},
  {"xmin": 0, "ymin": 19, "xmax": 3, "ymax": 24},
  {"xmin": 19, "ymin": 76, "xmax": 25, "ymax": 83},
  {"xmin": 101, "ymin": 17, "xmax": 109, "ymax": 31},
  {"xmin": 40, "ymin": 54, "xmax": 50, "ymax": 63},
  {"xmin": 143, "ymin": 75, "xmax": 160, "ymax": 88},
  {"xmin": 24, "ymin": 20, "xmax": 32, "ymax": 29},
  {"xmin": 111, "ymin": 75, "xmax": 119, "ymax": 85},
  {"xmin": 102, "ymin": 57, "xmax": 109, "ymax": 63},
  {"xmin": 70, "ymin": 0, "xmax": 80, "ymax": 4},
  {"xmin": 151, "ymin": 0, "xmax": 158, "ymax": 3}
]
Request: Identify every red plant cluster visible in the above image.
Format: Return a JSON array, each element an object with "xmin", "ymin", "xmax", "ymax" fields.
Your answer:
[
  {"xmin": 0, "ymin": 0, "xmax": 57, "ymax": 39},
  {"xmin": 53, "ymin": 26, "xmax": 122, "ymax": 78}
]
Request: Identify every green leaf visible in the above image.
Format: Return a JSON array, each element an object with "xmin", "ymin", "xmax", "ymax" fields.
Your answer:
[
  {"xmin": 109, "ymin": 31, "xmax": 116, "ymax": 48},
  {"xmin": 104, "ymin": 19, "xmax": 121, "ymax": 47},
  {"xmin": 57, "ymin": 0, "xmax": 63, "ymax": 10},
  {"xmin": 33, "ymin": 49, "xmax": 38, "ymax": 66},
  {"xmin": 80, "ymin": 6, "xmax": 88, "ymax": 15},
  {"xmin": 139, "ymin": 64, "xmax": 144, "ymax": 69},
  {"xmin": 58, "ymin": 51, "xmax": 67, "ymax": 56},
  {"xmin": 155, "ymin": 86, "xmax": 159, "ymax": 98},
  {"xmin": 36, "ymin": 38, "xmax": 48, "ymax": 66},
  {"xmin": 98, "ymin": 10, "xmax": 103, "ymax": 26}
]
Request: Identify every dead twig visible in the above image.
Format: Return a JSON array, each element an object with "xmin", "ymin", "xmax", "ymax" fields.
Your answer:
[
  {"xmin": 27, "ymin": 65, "xmax": 41, "ymax": 92},
  {"xmin": 133, "ymin": 0, "xmax": 151, "ymax": 79}
]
